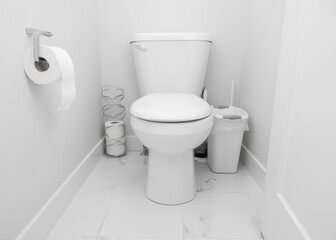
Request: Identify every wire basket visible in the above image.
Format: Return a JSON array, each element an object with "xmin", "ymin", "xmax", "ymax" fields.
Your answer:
[{"xmin": 101, "ymin": 85, "xmax": 126, "ymax": 157}]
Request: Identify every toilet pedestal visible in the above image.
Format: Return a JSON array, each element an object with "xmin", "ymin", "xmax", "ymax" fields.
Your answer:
[{"xmin": 146, "ymin": 149, "xmax": 196, "ymax": 205}]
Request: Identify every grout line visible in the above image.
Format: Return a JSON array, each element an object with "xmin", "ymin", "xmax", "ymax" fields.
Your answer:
[
  {"xmin": 197, "ymin": 191, "xmax": 246, "ymax": 195},
  {"xmin": 94, "ymin": 197, "xmax": 112, "ymax": 240},
  {"xmin": 94, "ymin": 237, "xmax": 202, "ymax": 239},
  {"xmin": 94, "ymin": 155, "xmax": 129, "ymax": 240}
]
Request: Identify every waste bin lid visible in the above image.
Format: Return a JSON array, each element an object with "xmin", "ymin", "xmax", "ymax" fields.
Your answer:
[
  {"xmin": 211, "ymin": 106, "xmax": 249, "ymax": 131},
  {"xmin": 131, "ymin": 93, "xmax": 211, "ymax": 122},
  {"xmin": 212, "ymin": 106, "xmax": 248, "ymax": 120}
]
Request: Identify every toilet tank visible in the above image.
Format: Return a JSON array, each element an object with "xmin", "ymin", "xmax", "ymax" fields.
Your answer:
[{"xmin": 130, "ymin": 33, "xmax": 212, "ymax": 96}]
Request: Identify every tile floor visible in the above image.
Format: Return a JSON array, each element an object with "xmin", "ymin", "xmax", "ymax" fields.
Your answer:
[{"xmin": 47, "ymin": 151, "xmax": 264, "ymax": 240}]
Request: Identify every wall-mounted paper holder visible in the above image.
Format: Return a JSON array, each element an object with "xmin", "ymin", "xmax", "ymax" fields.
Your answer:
[{"xmin": 26, "ymin": 27, "xmax": 53, "ymax": 62}]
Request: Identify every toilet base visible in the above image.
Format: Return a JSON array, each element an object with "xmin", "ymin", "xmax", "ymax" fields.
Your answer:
[{"xmin": 146, "ymin": 149, "xmax": 196, "ymax": 205}]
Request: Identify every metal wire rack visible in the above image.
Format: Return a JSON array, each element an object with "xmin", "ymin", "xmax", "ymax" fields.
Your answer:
[{"xmin": 101, "ymin": 85, "xmax": 126, "ymax": 157}]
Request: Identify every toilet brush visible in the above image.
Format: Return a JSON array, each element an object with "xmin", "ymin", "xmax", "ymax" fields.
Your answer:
[{"xmin": 225, "ymin": 80, "xmax": 242, "ymax": 119}]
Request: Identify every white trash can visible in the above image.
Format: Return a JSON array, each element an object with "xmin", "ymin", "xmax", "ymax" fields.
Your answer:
[{"xmin": 208, "ymin": 106, "xmax": 249, "ymax": 173}]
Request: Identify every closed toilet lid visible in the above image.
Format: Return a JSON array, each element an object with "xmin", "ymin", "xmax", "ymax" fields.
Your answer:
[{"xmin": 130, "ymin": 93, "xmax": 211, "ymax": 122}]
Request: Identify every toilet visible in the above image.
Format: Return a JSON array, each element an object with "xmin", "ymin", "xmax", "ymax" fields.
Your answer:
[{"xmin": 130, "ymin": 33, "xmax": 214, "ymax": 205}]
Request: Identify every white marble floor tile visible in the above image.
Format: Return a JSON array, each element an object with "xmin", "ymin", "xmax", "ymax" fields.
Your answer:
[
  {"xmin": 116, "ymin": 164, "xmax": 147, "ymax": 192},
  {"xmin": 182, "ymin": 193, "xmax": 262, "ymax": 239},
  {"xmin": 124, "ymin": 151, "xmax": 147, "ymax": 166},
  {"xmin": 185, "ymin": 238, "xmax": 263, "ymax": 240},
  {"xmin": 246, "ymin": 192, "xmax": 264, "ymax": 218},
  {"xmin": 99, "ymin": 191, "xmax": 184, "ymax": 238},
  {"xmin": 48, "ymin": 152, "xmax": 263, "ymax": 240},
  {"xmin": 48, "ymin": 189, "xmax": 114, "ymax": 238},
  {"xmin": 80, "ymin": 156, "xmax": 126, "ymax": 191},
  {"xmin": 234, "ymin": 164, "xmax": 263, "ymax": 193},
  {"xmin": 97, "ymin": 238, "xmax": 182, "ymax": 240},
  {"xmin": 116, "ymin": 152, "xmax": 147, "ymax": 192},
  {"xmin": 46, "ymin": 237, "xmax": 96, "ymax": 240},
  {"xmin": 195, "ymin": 164, "xmax": 243, "ymax": 193}
]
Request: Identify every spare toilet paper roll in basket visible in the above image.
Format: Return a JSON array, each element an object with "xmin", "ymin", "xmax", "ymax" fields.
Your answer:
[
  {"xmin": 105, "ymin": 120, "xmax": 126, "ymax": 157},
  {"xmin": 23, "ymin": 45, "xmax": 76, "ymax": 112}
]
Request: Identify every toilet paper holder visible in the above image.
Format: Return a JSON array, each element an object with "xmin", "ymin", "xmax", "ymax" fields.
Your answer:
[{"xmin": 26, "ymin": 27, "xmax": 53, "ymax": 62}]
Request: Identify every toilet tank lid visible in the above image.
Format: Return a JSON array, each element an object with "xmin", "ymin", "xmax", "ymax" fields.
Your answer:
[
  {"xmin": 131, "ymin": 93, "xmax": 211, "ymax": 122},
  {"xmin": 130, "ymin": 32, "xmax": 212, "ymax": 43}
]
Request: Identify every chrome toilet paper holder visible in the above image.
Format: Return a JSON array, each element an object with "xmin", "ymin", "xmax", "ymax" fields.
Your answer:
[{"xmin": 26, "ymin": 27, "xmax": 53, "ymax": 62}]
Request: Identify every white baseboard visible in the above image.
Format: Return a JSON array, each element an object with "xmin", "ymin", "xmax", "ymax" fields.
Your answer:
[
  {"xmin": 240, "ymin": 144, "xmax": 267, "ymax": 190},
  {"xmin": 126, "ymin": 135, "xmax": 142, "ymax": 151},
  {"xmin": 16, "ymin": 138, "xmax": 104, "ymax": 240}
]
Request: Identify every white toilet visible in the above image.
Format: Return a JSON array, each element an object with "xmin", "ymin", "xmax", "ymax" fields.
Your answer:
[{"xmin": 130, "ymin": 33, "xmax": 214, "ymax": 205}]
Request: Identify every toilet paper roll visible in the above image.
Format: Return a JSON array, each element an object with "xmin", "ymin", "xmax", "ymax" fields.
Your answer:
[
  {"xmin": 105, "ymin": 120, "xmax": 126, "ymax": 157},
  {"xmin": 23, "ymin": 45, "xmax": 76, "ymax": 112}
]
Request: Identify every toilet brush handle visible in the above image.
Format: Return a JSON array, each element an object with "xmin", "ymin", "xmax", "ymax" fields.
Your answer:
[{"xmin": 230, "ymin": 80, "xmax": 235, "ymax": 106}]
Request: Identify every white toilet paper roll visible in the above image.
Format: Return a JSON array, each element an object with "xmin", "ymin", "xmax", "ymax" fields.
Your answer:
[
  {"xmin": 105, "ymin": 120, "xmax": 126, "ymax": 157},
  {"xmin": 23, "ymin": 45, "xmax": 76, "ymax": 112}
]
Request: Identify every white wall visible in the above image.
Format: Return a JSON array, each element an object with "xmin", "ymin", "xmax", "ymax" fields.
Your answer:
[
  {"xmin": 0, "ymin": 0, "xmax": 102, "ymax": 238},
  {"xmin": 99, "ymin": 0, "xmax": 247, "ymax": 135},
  {"xmin": 239, "ymin": 0, "xmax": 285, "ymax": 183}
]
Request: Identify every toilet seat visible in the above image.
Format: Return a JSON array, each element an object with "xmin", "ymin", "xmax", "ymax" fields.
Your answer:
[{"xmin": 130, "ymin": 93, "xmax": 211, "ymax": 122}]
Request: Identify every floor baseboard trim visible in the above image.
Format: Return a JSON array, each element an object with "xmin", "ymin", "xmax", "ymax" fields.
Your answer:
[
  {"xmin": 240, "ymin": 144, "xmax": 267, "ymax": 190},
  {"xmin": 276, "ymin": 193, "xmax": 312, "ymax": 239},
  {"xmin": 15, "ymin": 137, "xmax": 104, "ymax": 240},
  {"xmin": 126, "ymin": 135, "xmax": 142, "ymax": 151}
]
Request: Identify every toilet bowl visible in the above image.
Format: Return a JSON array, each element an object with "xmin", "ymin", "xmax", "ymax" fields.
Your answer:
[
  {"xmin": 131, "ymin": 93, "xmax": 214, "ymax": 204},
  {"xmin": 130, "ymin": 32, "xmax": 212, "ymax": 204}
]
